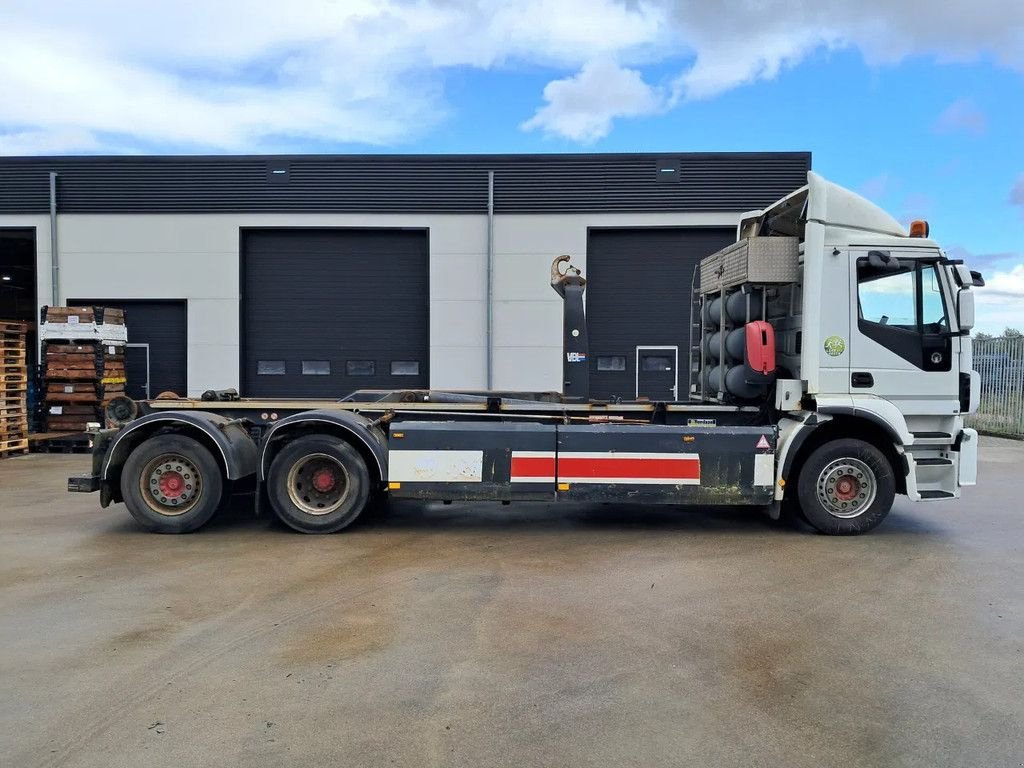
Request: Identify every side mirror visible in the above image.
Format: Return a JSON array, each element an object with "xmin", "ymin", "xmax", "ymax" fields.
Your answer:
[
  {"xmin": 954, "ymin": 264, "xmax": 986, "ymax": 288},
  {"xmin": 957, "ymin": 289, "xmax": 975, "ymax": 332},
  {"xmin": 867, "ymin": 250, "xmax": 902, "ymax": 272}
]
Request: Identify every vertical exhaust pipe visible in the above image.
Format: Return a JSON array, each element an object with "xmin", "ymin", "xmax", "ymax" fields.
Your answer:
[{"xmin": 550, "ymin": 255, "xmax": 589, "ymax": 401}]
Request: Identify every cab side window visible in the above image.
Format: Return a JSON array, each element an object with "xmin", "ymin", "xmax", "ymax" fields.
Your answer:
[
  {"xmin": 856, "ymin": 257, "xmax": 951, "ymax": 371},
  {"xmin": 858, "ymin": 267, "xmax": 915, "ymax": 329}
]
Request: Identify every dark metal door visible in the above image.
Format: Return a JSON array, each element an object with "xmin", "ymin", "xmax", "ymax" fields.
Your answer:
[
  {"xmin": 242, "ymin": 229, "xmax": 429, "ymax": 397},
  {"xmin": 70, "ymin": 299, "xmax": 187, "ymax": 398},
  {"xmin": 636, "ymin": 346, "xmax": 678, "ymax": 401},
  {"xmin": 124, "ymin": 344, "xmax": 150, "ymax": 400},
  {"xmin": 586, "ymin": 227, "xmax": 734, "ymax": 401}
]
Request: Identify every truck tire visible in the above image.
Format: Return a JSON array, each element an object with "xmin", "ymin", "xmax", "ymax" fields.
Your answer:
[
  {"xmin": 266, "ymin": 435, "xmax": 370, "ymax": 534},
  {"xmin": 796, "ymin": 438, "xmax": 895, "ymax": 535},
  {"xmin": 120, "ymin": 434, "xmax": 224, "ymax": 533}
]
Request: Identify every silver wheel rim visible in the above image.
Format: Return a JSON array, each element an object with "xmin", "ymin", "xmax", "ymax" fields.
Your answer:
[
  {"xmin": 286, "ymin": 453, "xmax": 350, "ymax": 516},
  {"xmin": 140, "ymin": 453, "xmax": 202, "ymax": 516},
  {"xmin": 816, "ymin": 457, "xmax": 876, "ymax": 518}
]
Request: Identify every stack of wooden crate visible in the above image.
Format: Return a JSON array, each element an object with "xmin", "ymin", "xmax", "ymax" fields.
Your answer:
[
  {"xmin": 1, "ymin": 320, "xmax": 29, "ymax": 457},
  {"xmin": 40, "ymin": 307, "xmax": 128, "ymax": 433}
]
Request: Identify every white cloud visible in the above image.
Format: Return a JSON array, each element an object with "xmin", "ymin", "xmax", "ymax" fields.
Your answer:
[
  {"xmin": 934, "ymin": 99, "xmax": 987, "ymax": 135},
  {"xmin": 973, "ymin": 262, "xmax": 1024, "ymax": 333},
  {"xmin": 521, "ymin": 59, "xmax": 667, "ymax": 142},
  {"xmin": 0, "ymin": 0, "xmax": 1023, "ymax": 149},
  {"xmin": 978, "ymin": 263, "xmax": 1024, "ymax": 300},
  {"xmin": 0, "ymin": 128, "xmax": 100, "ymax": 156},
  {"xmin": 665, "ymin": 1, "xmax": 1024, "ymax": 102}
]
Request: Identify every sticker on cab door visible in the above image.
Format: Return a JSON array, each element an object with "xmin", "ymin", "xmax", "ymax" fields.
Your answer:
[{"xmin": 823, "ymin": 336, "xmax": 846, "ymax": 357}]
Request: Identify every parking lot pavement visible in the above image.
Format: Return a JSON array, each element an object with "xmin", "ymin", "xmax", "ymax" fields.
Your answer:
[{"xmin": 1, "ymin": 437, "xmax": 1022, "ymax": 768}]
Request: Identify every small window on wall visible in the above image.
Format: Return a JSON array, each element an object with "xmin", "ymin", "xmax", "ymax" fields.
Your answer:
[
  {"xmin": 641, "ymin": 356, "xmax": 673, "ymax": 372},
  {"xmin": 390, "ymin": 360, "xmax": 420, "ymax": 376},
  {"xmin": 346, "ymin": 360, "xmax": 375, "ymax": 376},
  {"xmin": 302, "ymin": 360, "xmax": 330, "ymax": 375},
  {"xmin": 597, "ymin": 356, "xmax": 626, "ymax": 371},
  {"xmin": 257, "ymin": 360, "xmax": 286, "ymax": 375}
]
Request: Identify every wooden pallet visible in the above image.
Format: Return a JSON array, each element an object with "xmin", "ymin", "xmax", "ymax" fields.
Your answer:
[
  {"xmin": 0, "ymin": 437, "xmax": 29, "ymax": 457},
  {"xmin": 0, "ymin": 322, "xmax": 29, "ymax": 456},
  {"xmin": 1, "ymin": 352, "xmax": 26, "ymax": 367},
  {"xmin": 42, "ymin": 306, "xmax": 125, "ymax": 325}
]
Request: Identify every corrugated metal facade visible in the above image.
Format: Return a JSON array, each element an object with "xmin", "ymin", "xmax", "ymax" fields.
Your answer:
[{"xmin": 0, "ymin": 153, "xmax": 810, "ymax": 215}]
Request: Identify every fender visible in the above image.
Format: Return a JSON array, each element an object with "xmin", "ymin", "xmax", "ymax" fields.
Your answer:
[
  {"xmin": 775, "ymin": 414, "xmax": 822, "ymax": 500},
  {"xmin": 816, "ymin": 397, "xmax": 909, "ymax": 446},
  {"xmin": 102, "ymin": 411, "xmax": 258, "ymax": 482},
  {"xmin": 258, "ymin": 410, "xmax": 388, "ymax": 482}
]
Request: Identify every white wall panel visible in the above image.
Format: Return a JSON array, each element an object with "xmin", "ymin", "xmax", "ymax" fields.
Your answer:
[
  {"xmin": 187, "ymin": 343, "xmax": 240, "ymax": 395},
  {"xmin": 430, "ymin": 300, "xmax": 487, "ymax": 348},
  {"xmin": 492, "ymin": 300, "xmax": 562, "ymax": 349},
  {"xmin": 492, "ymin": 346, "xmax": 563, "ymax": 391},
  {"xmin": 23, "ymin": 209, "xmax": 739, "ymax": 395},
  {"xmin": 430, "ymin": 346, "xmax": 487, "ymax": 389}
]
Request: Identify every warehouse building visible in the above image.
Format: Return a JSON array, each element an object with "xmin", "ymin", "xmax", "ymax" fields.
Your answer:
[{"xmin": 0, "ymin": 153, "xmax": 809, "ymax": 401}]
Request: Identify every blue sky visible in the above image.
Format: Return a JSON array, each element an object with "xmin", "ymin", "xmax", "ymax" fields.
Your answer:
[{"xmin": 1, "ymin": 1, "xmax": 1022, "ymax": 333}]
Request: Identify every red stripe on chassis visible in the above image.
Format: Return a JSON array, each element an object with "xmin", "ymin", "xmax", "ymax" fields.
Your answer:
[
  {"xmin": 510, "ymin": 455, "xmax": 556, "ymax": 480},
  {"xmin": 558, "ymin": 456, "xmax": 700, "ymax": 482}
]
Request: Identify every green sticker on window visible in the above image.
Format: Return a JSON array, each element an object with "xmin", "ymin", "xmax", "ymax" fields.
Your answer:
[{"xmin": 824, "ymin": 336, "xmax": 846, "ymax": 357}]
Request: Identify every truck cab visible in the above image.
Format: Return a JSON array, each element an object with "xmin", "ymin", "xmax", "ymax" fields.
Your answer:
[{"xmin": 716, "ymin": 172, "xmax": 981, "ymax": 523}]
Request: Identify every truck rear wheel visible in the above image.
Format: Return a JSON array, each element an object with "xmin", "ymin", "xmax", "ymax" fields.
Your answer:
[
  {"xmin": 266, "ymin": 435, "xmax": 370, "ymax": 534},
  {"xmin": 796, "ymin": 438, "xmax": 895, "ymax": 535},
  {"xmin": 120, "ymin": 434, "xmax": 224, "ymax": 533}
]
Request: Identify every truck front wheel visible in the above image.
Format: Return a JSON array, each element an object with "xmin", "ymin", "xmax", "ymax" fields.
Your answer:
[
  {"xmin": 120, "ymin": 434, "xmax": 224, "ymax": 533},
  {"xmin": 266, "ymin": 435, "xmax": 370, "ymax": 534},
  {"xmin": 796, "ymin": 438, "xmax": 895, "ymax": 535}
]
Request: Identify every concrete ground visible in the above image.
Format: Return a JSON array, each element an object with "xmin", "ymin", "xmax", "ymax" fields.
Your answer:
[{"xmin": 1, "ymin": 438, "xmax": 1022, "ymax": 768}]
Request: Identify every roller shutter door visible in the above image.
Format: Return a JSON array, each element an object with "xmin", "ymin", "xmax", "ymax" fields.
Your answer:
[
  {"xmin": 242, "ymin": 229, "xmax": 429, "ymax": 398},
  {"xmin": 586, "ymin": 228, "xmax": 734, "ymax": 401},
  {"xmin": 69, "ymin": 299, "xmax": 187, "ymax": 400}
]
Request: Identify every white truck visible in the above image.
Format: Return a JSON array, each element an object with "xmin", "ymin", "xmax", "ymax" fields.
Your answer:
[{"xmin": 69, "ymin": 172, "xmax": 983, "ymax": 535}]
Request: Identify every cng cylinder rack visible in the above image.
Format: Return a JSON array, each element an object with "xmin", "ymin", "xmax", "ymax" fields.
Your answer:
[{"xmin": 689, "ymin": 236, "xmax": 799, "ymax": 403}]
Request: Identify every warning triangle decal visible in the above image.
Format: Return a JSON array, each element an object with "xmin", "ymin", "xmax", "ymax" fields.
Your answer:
[{"xmin": 756, "ymin": 435, "xmax": 771, "ymax": 450}]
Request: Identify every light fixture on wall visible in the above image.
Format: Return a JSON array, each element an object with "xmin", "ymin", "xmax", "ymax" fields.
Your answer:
[{"xmin": 1, "ymin": 275, "xmax": 11, "ymax": 281}]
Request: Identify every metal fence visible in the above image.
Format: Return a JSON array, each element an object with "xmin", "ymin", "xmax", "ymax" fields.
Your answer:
[{"xmin": 969, "ymin": 337, "xmax": 1024, "ymax": 438}]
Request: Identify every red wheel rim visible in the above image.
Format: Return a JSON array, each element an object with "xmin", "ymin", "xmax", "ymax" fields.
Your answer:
[
  {"xmin": 140, "ymin": 453, "xmax": 202, "ymax": 516},
  {"xmin": 312, "ymin": 468, "xmax": 337, "ymax": 493},
  {"xmin": 834, "ymin": 475, "xmax": 859, "ymax": 501}
]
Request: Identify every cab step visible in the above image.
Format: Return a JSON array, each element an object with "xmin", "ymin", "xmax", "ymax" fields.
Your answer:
[
  {"xmin": 914, "ymin": 457, "xmax": 953, "ymax": 466},
  {"xmin": 919, "ymin": 490, "xmax": 955, "ymax": 500}
]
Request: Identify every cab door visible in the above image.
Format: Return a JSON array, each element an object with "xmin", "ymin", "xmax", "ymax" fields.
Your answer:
[{"xmin": 848, "ymin": 251, "xmax": 960, "ymax": 419}]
